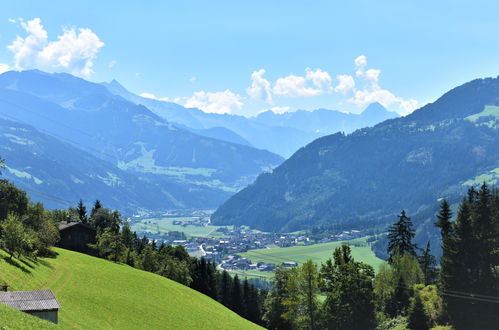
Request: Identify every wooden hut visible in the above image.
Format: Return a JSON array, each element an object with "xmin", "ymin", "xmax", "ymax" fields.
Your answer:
[
  {"xmin": 0, "ymin": 290, "xmax": 60, "ymax": 323},
  {"xmin": 58, "ymin": 221, "xmax": 96, "ymax": 253}
]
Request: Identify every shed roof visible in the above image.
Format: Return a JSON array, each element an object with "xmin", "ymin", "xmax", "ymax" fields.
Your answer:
[
  {"xmin": 58, "ymin": 221, "xmax": 95, "ymax": 232},
  {"xmin": 0, "ymin": 290, "xmax": 60, "ymax": 311}
]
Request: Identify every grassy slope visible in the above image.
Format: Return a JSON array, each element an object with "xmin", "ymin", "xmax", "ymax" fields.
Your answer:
[
  {"xmin": 239, "ymin": 237, "xmax": 384, "ymax": 273},
  {"xmin": 0, "ymin": 248, "xmax": 260, "ymax": 329},
  {"xmin": 0, "ymin": 304, "xmax": 57, "ymax": 329}
]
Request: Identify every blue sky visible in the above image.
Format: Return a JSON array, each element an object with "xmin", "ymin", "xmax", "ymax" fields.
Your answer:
[{"xmin": 1, "ymin": 1, "xmax": 499, "ymax": 116}]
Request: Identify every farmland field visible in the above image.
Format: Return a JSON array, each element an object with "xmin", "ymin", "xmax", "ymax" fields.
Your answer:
[
  {"xmin": 239, "ymin": 237, "xmax": 384, "ymax": 273},
  {"xmin": 131, "ymin": 216, "xmax": 230, "ymax": 238}
]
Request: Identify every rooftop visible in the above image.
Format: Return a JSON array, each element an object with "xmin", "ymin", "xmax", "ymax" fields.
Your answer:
[{"xmin": 0, "ymin": 290, "xmax": 60, "ymax": 311}]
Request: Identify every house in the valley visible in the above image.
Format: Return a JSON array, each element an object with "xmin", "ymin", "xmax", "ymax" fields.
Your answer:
[
  {"xmin": 58, "ymin": 221, "xmax": 96, "ymax": 253},
  {"xmin": 0, "ymin": 290, "xmax": 60, "ymax": 324}
]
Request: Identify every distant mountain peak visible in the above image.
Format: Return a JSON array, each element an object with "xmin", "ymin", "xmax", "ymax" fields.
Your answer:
[
  {"xmin": 361, "ymin": 102, "xmax": 387, "ymax": 114},
  {"xmin": 361, "ymin": 102, "xmax": 399, "ymax": 121},
  {"xmin": 106, "ymin": 79, "xmax": 129, "ymax": 94}
]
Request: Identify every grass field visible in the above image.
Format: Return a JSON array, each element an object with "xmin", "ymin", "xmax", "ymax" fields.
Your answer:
[
  {"xmin": 0, "ymin": 248, "xmax": 260, "ymax": 329},
  {"xmin": 239, "ymin": 237, "xmax": 384, "ymax": 273},
  {"xmin": 131, "ymin": 216, "xmax": 229, "ymax": 238},
  {"xmin": 0, "ymin": 304, "xmax": 57, "ymax": 329}
]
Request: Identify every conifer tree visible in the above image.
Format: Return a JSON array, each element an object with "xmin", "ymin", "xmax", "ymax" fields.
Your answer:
[
  {"xmin": 231, "ymin": 275, "xmax": 243, "ymax": 315},
  {"xmin": 418, "ymin": 241, "xmax": 437, "ymax": 285},
  {"xmin": 76, "ymin": 199, "xmax": 87, "ymax": 223},
  {"xmin": 435, "ymin": 199, "xmax": 452, "ymax": 238},
  {"xmin": 91, "ymin": 199, "xmax": 102, "ymax": 217},
  {"xmin": 387, "ymin": 210, "xmax": 417, "ymax": 263},
  {"xmin": 263, "ymin": 266, "xmax": 293, "ymax": 330},
  {"xmin": 407, "ymin": 293, "xmax": 429, "ymax": 330},
  {"xmin": 219, "ymin": 270, "xmax": 232, "ymax": 307}
]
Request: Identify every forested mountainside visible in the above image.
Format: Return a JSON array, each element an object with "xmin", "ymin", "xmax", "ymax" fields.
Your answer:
[
  {"xmin": 104, "ymin": 80, "xmax": 396, "ymax": 157},
  {"xmin": 0, "ymin": 118, "xmax": 232, "ymax": 211},
  {"xmin": 212, "ymin": 77, "xmax": 499, "ymax": 233},
  {"xmin": 0, "ymin": 70, "xmax": 283, "ymax": 210}
]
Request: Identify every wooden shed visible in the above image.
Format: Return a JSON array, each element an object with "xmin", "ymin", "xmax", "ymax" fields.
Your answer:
[
  {"xmin": 58, "ymin": 221, "xmax": 96, "ymax": 253},
  {"xmin": 0, "ymin": 290, "xmax": 60, "ymax": 324}
]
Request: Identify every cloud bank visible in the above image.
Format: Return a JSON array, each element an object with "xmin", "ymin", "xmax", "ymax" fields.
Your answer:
[
  {"xmin": 184, "ymin": 90, "xmax": 243, "ymax": 114},
  {"xmin": 245, "ymin": 55, "xmax": 418, "ymax": 115},
  {"xmin": 6, "ymin": 18, "xmax": 104, "ymax": 77}
]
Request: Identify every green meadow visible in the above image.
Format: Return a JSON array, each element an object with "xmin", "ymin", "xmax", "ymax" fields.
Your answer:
[
  {"xmin": 131, "ymin": 216, "xmax": 230, "ymax": 238},
  {"xmin": 239, "ymin": 237, "xmax": 385, "ymax": 273},
  {"xmin": 0, "ymin": 248, "xmax": 260, "ymax": 329}
]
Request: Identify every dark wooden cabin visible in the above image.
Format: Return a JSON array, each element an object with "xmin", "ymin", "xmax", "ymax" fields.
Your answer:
[{"xmin": 58, "ymin": 221, "xmax": 96, "ymax": 253}]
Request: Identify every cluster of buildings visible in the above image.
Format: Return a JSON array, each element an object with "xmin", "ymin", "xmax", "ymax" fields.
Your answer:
[
  {"xmin": 219, "ymin": 255, "xmax": 298, "ymax": 272},
  {"xmin": 316, "ymin": 229, "xmax": 364, "ymax": 243}
]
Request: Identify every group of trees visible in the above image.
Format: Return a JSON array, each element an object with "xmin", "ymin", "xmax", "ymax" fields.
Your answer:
[
  {"xmin": 0, "ymin": 177, "xmax": 59, "ymax": 260},
  {"xmin": 436, "ymin": 184, "xmax": 499, "ymax": 329},
  {"xmin": 263, "ymin": 245, "xmax": 377, "ymax": 330},
  {"xmin": 263, "ymin": 183, "xmax": 498, "ymax": 330}
]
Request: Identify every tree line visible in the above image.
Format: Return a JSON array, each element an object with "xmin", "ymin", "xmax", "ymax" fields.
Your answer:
[{"xmin": 262, "ymin": 183, "xmax": 498, "ymax": 329}]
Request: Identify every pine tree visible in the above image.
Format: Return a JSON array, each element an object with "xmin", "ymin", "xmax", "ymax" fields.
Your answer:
[
  {"xmin": 418, "ymin": 241, "xmax": 437, "ymax": 285},
  {"xmin": 407, "ymin": 293, "xmax": 429, "ymax": 330},
  {"xmin": 91, "ymin": 199, "xmax": 102, "ymax": 217},
  {"xmin": 390, "ymin": 275, "xmax": 410, "ymax": 316},
  {"xmin": 435, "ymin": 199, "xmax": 452, "ymax": 238},
  {"xmin": 76, "ymin": 199, "xmax": 87, "ymax": 223},
  {"xmin": 219, "ymin": 270, "xmax": 232, "ymax": 307},
  {"xmin": 230, "ymin": 275, "xmax": 243, "ymax": 315},
  {"xmin": 299, "ymin": 260, "xmax": 319, "ymax": 330},
  {"xmin": 387, "ymin": 210, "xmax": 416, "ymax": 263},
  {"xmin": 263, "ymin": 266, "xmax": 293, "ymax": 330}
]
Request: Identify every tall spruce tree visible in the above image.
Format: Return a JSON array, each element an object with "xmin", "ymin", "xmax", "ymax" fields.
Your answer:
[
  {"xmin": 435, "ymin": 199, "xmax": 452, "ymax": 238},
  {"xmin": 230, "ymin": 275, "xmax": 243, "ymax": 315},
  {"xmin": 387, "ymin": 210, "xmax": 417, "ymax": 263},
  {"xmin": 76, "ymin": 199, "xmax": 87, "ymax": 223},
  {"xmin": 418, "ymin": 241, "xmax": 437, "ymax": 285},
  {"xmin": 263, "ymin": 266, "xmax": 293, "ymax": 330}
]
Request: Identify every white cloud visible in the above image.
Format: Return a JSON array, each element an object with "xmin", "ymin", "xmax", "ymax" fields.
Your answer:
[
  {"xmin": 273, "ymin": 74, "xmax": 321, "ymax": 97},
  {"xmin": 0, "ymin": 64, "xmax": 10, "ymax": 74},
  {"xmin": 348, "ymin": 55, "xmax": 418, "ymax": 115},
  {"xmin": 335, "ymin": 74, "xmax": 355, "ymax": 94},
  {"xmin": 140, "ymin": 92, "xmax": 170, "ymax": 102},
  {"xmin": 246, "ymin": 69, "xmax": 272, "ymax": 103},
  {"xmin": 184, "ymin": 90, "xmax": 243, "ymax": 114},
  {"xmin": 108, "ymin": 60, "xmax": 117, "ymax": 68},
  {"xmin": 305, "ymin": 68, "xmax": 333, "ymax": 92},
  {"xmin": 7, "ymin": 18, "xmax": 104, "ymax": 77},
  {"xmin": 189, "ymin": 76, "xmax": 197, "ymax": 83}
]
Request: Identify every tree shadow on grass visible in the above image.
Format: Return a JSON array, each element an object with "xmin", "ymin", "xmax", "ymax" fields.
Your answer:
[{"xmin": 3, "ymin": 256, "xmax": 31, "ymax": 274}]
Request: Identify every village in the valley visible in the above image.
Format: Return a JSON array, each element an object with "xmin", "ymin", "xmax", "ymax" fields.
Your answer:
[{"xmin": 130, "ymin": 214, "xmax": 365, "ymax": 272}]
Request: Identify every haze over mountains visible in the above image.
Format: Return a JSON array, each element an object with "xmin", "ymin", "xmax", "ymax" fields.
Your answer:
[
  {"xmin": 103, "ymin": 79, "xmax": 398, "ymax": 158},
  {"xmin": 0, "ymin": 70, "xmax": 394, "ymax": 212},
  {"xmin": 212, "ymin": 77, "xmax": 499, "ymax": 234}
]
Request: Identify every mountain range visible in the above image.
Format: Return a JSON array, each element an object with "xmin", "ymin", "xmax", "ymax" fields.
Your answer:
[
  {"xmin": 103, "ymin": 80, "xmax": 398, "ymax": 157},
  {"xmin": 0, "ymin": 70, "xmax": 394, "ymax": 213},
  {"xmin": 212, "ymin": 77, "xmax": 499, "ymax": 234},
  {"xmin": 0, "ymin": 70, "xmax": 282, "ymax": 211}
]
